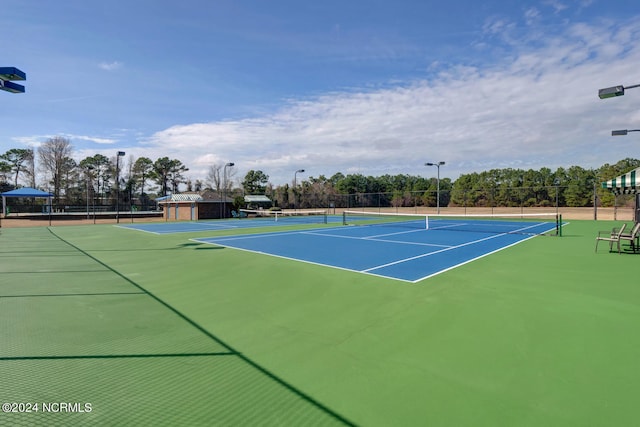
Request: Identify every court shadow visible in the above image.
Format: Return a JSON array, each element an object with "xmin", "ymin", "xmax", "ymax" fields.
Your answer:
[
  {"xmin": 177, "ymin": 242, "xmax": 203, "ymax": 247},
  {"xmin": 7, "ymin": 227, "xmax": 356, "ymax": 426},
  {"xmin": 176, "ymin": 242, "xmax": 222, "ymax": 250}
]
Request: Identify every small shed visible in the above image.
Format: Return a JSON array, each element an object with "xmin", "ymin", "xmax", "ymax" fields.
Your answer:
[
  {"xmin": 244, "ymin": 195, "xmax": 272, "ymax": 209},
  {"xmin": 158, "ymin": 191, "xmax": 235, "ymax": 220}
]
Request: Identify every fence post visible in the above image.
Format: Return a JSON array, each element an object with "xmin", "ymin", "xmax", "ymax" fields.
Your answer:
[{"xmin": 593, "ymin": 182, "xmax": 598, "ymax": 220}]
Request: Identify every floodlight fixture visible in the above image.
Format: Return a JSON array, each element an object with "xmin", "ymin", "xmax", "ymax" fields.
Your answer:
[
  {"xmin": 293, "ymin": 169, "xmax": 306, "ymax": 209},
  {"xmin": 612, "ymin": 129, "xmax": 640, "ymax": 136},
  {"xmin": 115, "ymin": 151, "xmax": 125, "ymax": 223},
  {"xmin": 425, "ymin": 161, "xmax": 446, "ymax": 213},
  {"xmin": 294, "ymin": 169, "xmax": 305, "ymax": 186},
  {"xmin": 598, "ymin": 83, "xmax": 640, "ymax": 99},
  {"xmin": 0, "ymin": 67, "xmax": 26, "ymax": 81},
  {"xmin": 221, "ymin": 162, "xmax": 235, "ymax": 218},
  {"xmin": 0, "ymin": 80, "xmax": 25, "ymax": 93},
  {"xmin": 0, "ymin": 67, "xmax": 26, "ymax": 94}
]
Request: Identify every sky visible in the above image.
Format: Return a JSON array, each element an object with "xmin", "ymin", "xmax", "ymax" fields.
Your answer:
[{"xmin": 2, "ymin": 0, "xmax": 640, "ymax": 187}]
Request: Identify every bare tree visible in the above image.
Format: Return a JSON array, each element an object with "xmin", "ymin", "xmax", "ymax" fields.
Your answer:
[
  {"xmin": 206, "ymin": 164, "xmax": 223, "ymax": 191},
  {"xmin": 206, "ymin": 163, "xmax": 237, "ymax": 191},
  {"xmin": 224, "ymin": 166, "xmax": 237, "ymax": 192},
  {"xmin": 38, "ymin": 136, "xmax": 73, "ymax": 204}
]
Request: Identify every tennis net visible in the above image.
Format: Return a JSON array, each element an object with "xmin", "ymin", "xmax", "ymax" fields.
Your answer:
[
  {"xmin": 342, "ymin": 210, "xmax": 561, "ymax": 236},
  {"xmin": 239, "ymin": 209, "xmax": 328, "ymax": 224}
]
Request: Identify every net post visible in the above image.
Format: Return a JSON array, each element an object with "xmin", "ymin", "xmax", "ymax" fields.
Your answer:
[
  {"xmin": 342, "ymin": 211, "xmax": 347, "ymax": 225},
  {"xmin": 558, "ymin": 214, "xmax": 562, "ymax": 237},
  {"xmin": 425, "ymin": 214, "xmax": 429, "ymax": 230}
]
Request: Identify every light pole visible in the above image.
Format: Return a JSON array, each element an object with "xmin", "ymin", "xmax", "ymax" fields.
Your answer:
[
  {"xmin": 612, "ymin": 129, "xmax": 640, "ymax": 136},
  {"xmin": 223, "ymin": 162, "xmax": 234, "ymax": 218},
  {"xmin": 115, "ymin": 151, "xmax": 125, "ymax": 223},
  {"xmin": 598, "ymin": 83, "xmax": 640, "ymax": 99},
  {"xmin": 554, "ymin": 178, "xmax": 560, "ymax": 215},
  {"xmin": 600, "ymin": 82, "xmax": 640, "ymax": 223},
  {"xmin": 0, "ymin": 67, "xmax": 26, "ymax": 94},
  {"xmin": 85, "ymin": 165, "xmax": 94, "ymax": 220},
  {"xmin": 425, "ymin": 161, "xmax": 445, "ymax": 214},
  {"xmin": 294, "ymin": 169, "xmax": 305, "ymax": 210},
  {"xmin": 611, "ymin": 129, "xmax": 640, "ymax": 219}
]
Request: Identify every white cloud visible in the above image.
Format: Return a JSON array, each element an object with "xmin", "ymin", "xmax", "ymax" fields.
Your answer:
[
  {"xmin": 12, "ymin": 133, "xmax": 116, "ymax": 148},
  {"xmin": 524, "ymin": 7, "xmax": 541, "ymax": 26},
  {"xmin": 98, "ymin": 61, "xmax": 123, "ymax": 71},
  {"xmin": 67, "ymin": 134, "xmax": 116, "ymax": 145},
  {"xmin": 110, "ymin": 18, "xmax": 640, "ymax": 186},
  {"xmin": 544, "ymin": 0, "xmax": 569, "ymax": 14}
]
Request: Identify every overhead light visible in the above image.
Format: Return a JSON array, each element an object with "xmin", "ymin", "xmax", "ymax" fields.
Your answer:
[
  {"xmin": 0, "ymin": 80, "xmax": 25, "ymax": 93},
  {"xmin": 611, "ymin": 129, "xmax": 640, "ymax": 136},
  {"xmin": 598, "ymin": 85, "xmax": 625, "ymax": 99},
  {"xmin": 0, "ymin": 67, "xmax": 26, "ymax": 81}
]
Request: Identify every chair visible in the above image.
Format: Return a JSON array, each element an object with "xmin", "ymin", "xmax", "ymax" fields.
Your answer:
[
  {"xmin": 620, "ymin": 222, "xmax": 640, "ymax": 253},
  {"xmin": 595, "ymin": 223, "xmax": 626, "ymax": 254},
  {"xmin": 231, "ymin": 210, "xmax": 247, "ymax": 219}
]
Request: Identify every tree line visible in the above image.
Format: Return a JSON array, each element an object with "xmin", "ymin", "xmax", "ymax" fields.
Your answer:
[
  {"xmin": 0, "ymin": 137, "xmax": 190, "ymax": 208},
  {"xmin": 1, "ymin": 136, "xmax": 638, "ymax": 210},
  {"xmin": 266, "ymin": 159, "xmax": 640, "ymax": 210}
]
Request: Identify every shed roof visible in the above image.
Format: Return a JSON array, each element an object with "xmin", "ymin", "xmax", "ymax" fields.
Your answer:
[
  {"xmin": 1, "ymin": 187, "xmax": 53, "ymax": 198},
  {"xmin": 244, "ymin": 195, "xmax": 271, "ymax": 203},
  {"xmin": 156, "ymin": 192, "xmax": 235, "ymax": 203},
  {"xmin": 157, "ymin": 193, "xmax": 203, "ymax": 203}
]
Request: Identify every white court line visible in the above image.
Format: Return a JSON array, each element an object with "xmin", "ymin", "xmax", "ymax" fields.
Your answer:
[
  {"xmin": 362, "ymin": 228, "xmax": 426, "ymax": 239},
  {"xmin": 302, "ymin": 230, "xmax": 452, "ymax": 248},
  {"xmin": 194, "ymin": 222, "xmax": 559, "ymax": 283},
  {"xmin": 197, "ymin": 226, "xmax": 348, "ymax": 243},
  {"xmin": 365, "ymin": 223, "xmax": 559, "ymax": 282},
  {"xmin": 363, "ymin": 228, "xmax": 536, "ymax": 273},
  {"xmin": 114, "ymin": 225, "xmax": 164, "ymax": 235},
  {"xmin": 118, "ymin": 222, "xmax": 240, "ymax": 235},
  {"xmin": 192, "ymin": 237, "xmax": 420, "ymax": 283},
  {"xmin": 410, "ymin": 237, "xmax": 536, "ymax": 283},
  {"xmin": 189, "ymin": 222, "xmax": 241, "ymax": 229}
]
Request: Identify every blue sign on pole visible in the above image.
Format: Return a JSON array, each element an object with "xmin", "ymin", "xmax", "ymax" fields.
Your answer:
[{"xmin": 0, "ymin": 67, "xmax": 26, "ymax": 94}]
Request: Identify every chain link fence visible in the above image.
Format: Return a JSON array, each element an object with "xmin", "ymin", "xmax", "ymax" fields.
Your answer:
[
  {"xmin": 2, "ymin": 185, "xmax": 637, "ymax": 225},
  {"xmin": 290, "ymin": 186, "xmax": 637, "ymax": 221}
]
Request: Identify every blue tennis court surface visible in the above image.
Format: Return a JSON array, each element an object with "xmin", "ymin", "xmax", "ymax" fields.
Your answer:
[
  {"xmin": 191, "ymin": 219, "xmax": 557, "ymax": 282},
  {"xmin": 118, "ymin": 215, "xmax": 336, "ymax": 234}
]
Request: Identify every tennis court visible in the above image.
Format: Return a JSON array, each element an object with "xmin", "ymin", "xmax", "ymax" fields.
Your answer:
[
  {"xmin": 0, "ymin": 226, "xmax": 351, "ymax": 426},
  {"xmin": 120, "ymin": 209, "xmax": 333, "ymax": 234},
  {"xmin": 186, "ymin": 212, "xmax": 562, "ymax": 282},
  {"xmin": 4, "ymin": 218, "xmax": 640, "ymax": 426}
]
